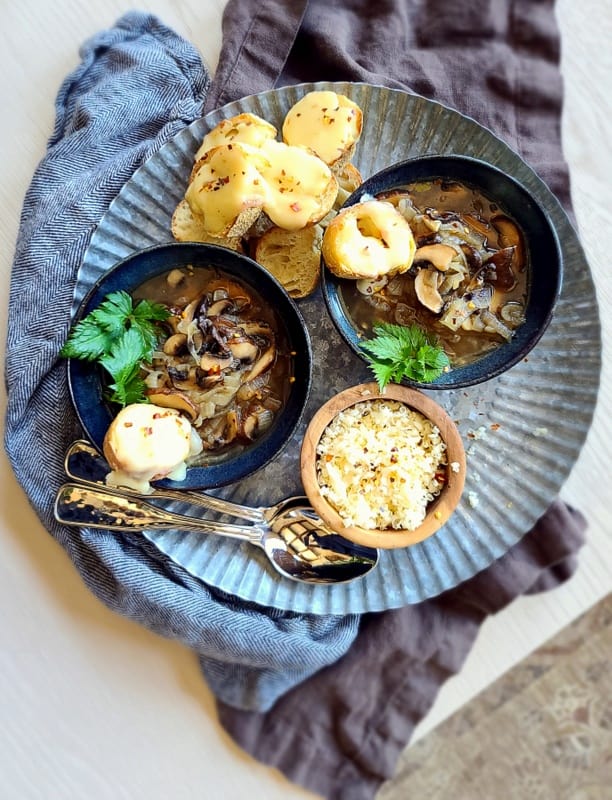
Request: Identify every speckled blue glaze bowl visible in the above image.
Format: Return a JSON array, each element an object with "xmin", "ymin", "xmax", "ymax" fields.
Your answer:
[
  {"xmin": 322, "ymin": 155, "xmax": 563, "ymax": 389},
  {"xmin": 67, "ymin": 242, "xmax": 312, "ymax": 490}
]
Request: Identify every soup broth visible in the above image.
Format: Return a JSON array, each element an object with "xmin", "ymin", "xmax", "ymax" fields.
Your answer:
[
  {"xmin": 133, "ymin": 265, "xmax": 292, "ymax": 464},
  {"xmin": 340, "ymin": 179, "xmax": 529, "ymax": 367}
]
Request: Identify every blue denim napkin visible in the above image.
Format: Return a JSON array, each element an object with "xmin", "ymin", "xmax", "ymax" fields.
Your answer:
[{"xmin": 3, "ymin": 10, "xmax": 359, "ymax": 713}]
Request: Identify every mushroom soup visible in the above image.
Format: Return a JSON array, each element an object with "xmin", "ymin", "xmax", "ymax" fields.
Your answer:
[
  {"xmin": 341, "ymin": 179, "xmax": 529, "ymax": 367},
  {"xmin": 132, "ymin": 265, "xmax": 292, "ymax": 462}
]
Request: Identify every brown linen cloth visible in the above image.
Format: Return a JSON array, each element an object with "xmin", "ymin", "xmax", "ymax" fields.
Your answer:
[{"xmin": 207, "ymin": 1, "xmax": 588, "ymax": 797}]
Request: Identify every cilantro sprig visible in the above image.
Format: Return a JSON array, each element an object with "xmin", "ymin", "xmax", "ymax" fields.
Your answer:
[
  {"xmin": 60, "ymin": 290, "xmax": 170, "ymax": 406},
  {"xmin": 360, "ymin": 322, "xmax": 450, "ymax": 390}
]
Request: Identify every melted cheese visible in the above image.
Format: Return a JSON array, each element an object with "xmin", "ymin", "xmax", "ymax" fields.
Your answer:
[
  {"xmin": 282, "ymin": 90, "xmax": 363, "ymax": 167},
  {"xmin": 258, "ymin": 140, "xmax": 337, "ymax": 229},
  {"xmin": 194, "ymin": 113, "xmax": 277, "ymax": 161},
  {"xmin": 185, "ymin": 143, "xmax": 269, "ymax": 235},
  {"xmin": 103, "ymin": 404, "xmax": 203, "ymax": 493},
  {"xmin": 322, "ymin": 200, "xmax": 416, "ymax": 279}
]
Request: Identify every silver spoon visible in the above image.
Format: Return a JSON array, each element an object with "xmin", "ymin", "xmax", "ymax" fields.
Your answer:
[
  {"xmin": 57, "ymin": 445, "xmax": 378, "ymax": 584},
  {"xmin": 64, "ymin": 440, "xmax": 307, "ymax": 524}
]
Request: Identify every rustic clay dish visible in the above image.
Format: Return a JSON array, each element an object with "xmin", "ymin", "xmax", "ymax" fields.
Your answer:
[{"xmin": 300, "ymin": 382, "xmax": 466, "ymax": 549}]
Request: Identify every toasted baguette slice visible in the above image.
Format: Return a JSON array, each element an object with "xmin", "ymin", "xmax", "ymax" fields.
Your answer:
[
  {"xmin": 258, "ymin": 140, "xmax": 338, "ymax": 230},
  {"xmin": 282, "ymin": 91, "xmax": 363, "ymax": 172},
  {"xmin": 171, "ymin": 200, "xmax": 245, "ymax": 251},
  {"xmin": 322, "ymin": 200, "xmax": 416, "ymax": 280},
  {"xmin": 253, "ymin": 225, "xmax": 323, "ymax": 298},
  {"xmin": 185, "ymin": 144, "xmax": 267, "ymax": 238},
  {"xmin": 245, "ymin": 211, "xmax": 275, "ymax": 241},
  {"xmin": 334, "ymin": 162, "xmax": 364, "ymax": 209},
  {"xmin": 194, "ymin": 113, "xmax": 277, "ymax": 163}
]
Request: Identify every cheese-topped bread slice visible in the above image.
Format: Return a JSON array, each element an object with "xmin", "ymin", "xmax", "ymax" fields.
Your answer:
[
  {"xmin": 171, "ymin": 199, "xmax": 244, "ymax": 250},
  {"xmin": 258, "ymin": 139, "xmax": 338, "ymax": 230},
  {"xmin": 322, "ymin": 199, "xmax": 416, "ymax": 280},
  {"xmin": 282, "ymin": 91, "xmax": 363, "ymax": 172},
  {"xmin": 194, "ymin": 112, "xmax": 277, "ymax": 162},
  {"xmin": 185, "ymin": 143, "xmax": 268, "ymax": 238}
]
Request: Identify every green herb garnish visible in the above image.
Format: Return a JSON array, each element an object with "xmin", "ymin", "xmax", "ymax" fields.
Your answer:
[
  {"xmin": 360, "ymin": 322, "xmax": 450, "ymax": 390},
  {"xmin": 60, "ymin": 290, "xmax": 170, "ymax": 406}
]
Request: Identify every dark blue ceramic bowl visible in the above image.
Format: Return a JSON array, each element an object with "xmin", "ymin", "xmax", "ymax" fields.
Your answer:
[
  {"xmin": 67, "ymin": 242, "xmax": 313, "ymax": 489},
  {"xmin": 322, "ymin": 155, "xmax": 563, "ymax": 389}
]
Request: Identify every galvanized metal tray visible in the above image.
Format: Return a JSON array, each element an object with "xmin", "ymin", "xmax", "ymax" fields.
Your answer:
[{"xmin": 74, "ymin": 82, "xmax": 601, "ymax": 614}]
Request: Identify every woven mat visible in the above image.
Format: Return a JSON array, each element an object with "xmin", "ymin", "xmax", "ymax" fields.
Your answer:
[{"xmin": 378, "ymin": 594, "xmax": 612, "ymax": 800}]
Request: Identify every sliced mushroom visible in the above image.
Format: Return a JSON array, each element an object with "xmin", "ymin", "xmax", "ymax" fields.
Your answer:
[
  {"xmin": 227, "ymin": 338, "xmax": 259, "ymax": 362},
  {"xmin": 168, "ymin": 365, "xmax": 202, "ymax": 392},
  {"xmin": 460, "ymin": 243, "xmax": 483, "ymax": 271},
  {"xmin": 414, "ymin": 267, "xmax": 444, "ymax": 313},
  {"xmin": 500, "ymin": 301, "xmax": 525, "ymax": 327},
  {"xmin": 463, "ymin": 213, "xmax": 491, "ymax": 240},
  {"xmin": 223, "ymin": 410, "xmax": 239, "ymax": 443},
  {"xmin": 356, "ymin": 275, "xmax": 389, "ymax": 296},
  {"xmin": 199, "ymin": 351, "xmax": 233, "ymax": 373},
  {"xmin": 413, "ymin": 243, "xmax": 456, "ymax": 272},
  {"xmin": 145, "ymin": 389, "xmax": 199, "ymax": 422},
  {"xmin": 492, "ymin": 215, "xmax": 523, "ymax": 253},
  {"xmin": 493, "ymin": 215, "xmax": 525, "ymax": 276},
  {"xmin": 163, "ymin": 332, "xmax": 188, "ymax": 356},
  {"xmin": 244, "ymin": 343, "xmax": 276, "ymax": 382},
  {"xmin": 207, "ymin": 298, "xmax": 234, "ymax": 317},
  {"xmin": 415, "ymin": 232, "xmax": 443, "ymax": 248},
  {"xmin": 197, "ymin": 372, "xmax": 225, "ymax": 389},
  {"xmin": 240, "ymin": 320, "xmax": 274, "ymax": 339},
  {"xmin": 241, "ymin": 412, "xmax": 259, "ymax": 441},
  {"xmin": 166, "ymin": 269, "xmax": 186, "ymax": 289},
  {"xmin": 485, "ymin": 247, "xmax": 517, "ymax": 291}
]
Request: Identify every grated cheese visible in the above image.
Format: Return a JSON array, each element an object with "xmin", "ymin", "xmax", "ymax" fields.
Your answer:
[{"xmin": 315, "ymin": 399, "xmax": 447, "ymax": 531}]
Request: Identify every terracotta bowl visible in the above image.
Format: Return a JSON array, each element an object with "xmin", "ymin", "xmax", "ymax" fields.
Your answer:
[{"xmin": 300, "ymin": 382, "xmax": 466, "ymax": 549}]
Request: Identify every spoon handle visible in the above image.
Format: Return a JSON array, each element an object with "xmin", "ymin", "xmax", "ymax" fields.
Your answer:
[
  {"xmin": 54, "ymin": 482, "xmax": 264, "ymax": 544},
  {"xmin": 65, "ymin": 440, "xmax": 264, "ymax": 522}
]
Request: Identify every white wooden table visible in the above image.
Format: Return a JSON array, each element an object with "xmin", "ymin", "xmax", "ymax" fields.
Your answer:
[{"xmin": 1, "ymin": 2, "xmax": 610, "ymax": 797}]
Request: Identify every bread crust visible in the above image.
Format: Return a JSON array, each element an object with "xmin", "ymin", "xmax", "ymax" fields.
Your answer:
[
  {"xmin": 171, "ymin": 199, "xmax": 245, "ymax": 251},
  {"xmin": 282, "ymin": 90, "xmax": 363, "ymax": 170},
  {"xmin": 253, "ymin": 225, "xmax": 323, "ymax": 298}
]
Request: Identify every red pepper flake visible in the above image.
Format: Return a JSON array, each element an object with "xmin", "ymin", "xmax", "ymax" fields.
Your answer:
[
  {"xmin": 124, "ymin": 422, "xmax": 133, "ymax": 428},
  {"xmin": 290, "ymin": 202, "xmax": 301, "ymax": 212},
  {"xmin": 490, "ymin": 423, "xmax": 501, "ymax": 431}
]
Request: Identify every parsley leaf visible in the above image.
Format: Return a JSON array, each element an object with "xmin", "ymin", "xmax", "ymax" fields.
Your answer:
[
  {"xmin": 360, "ymin": 322, "xmax": 450, "ymax": 390},
  {"xmin": 60, "ymin": 290, "xmax": 170, "ymax": 407}
]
